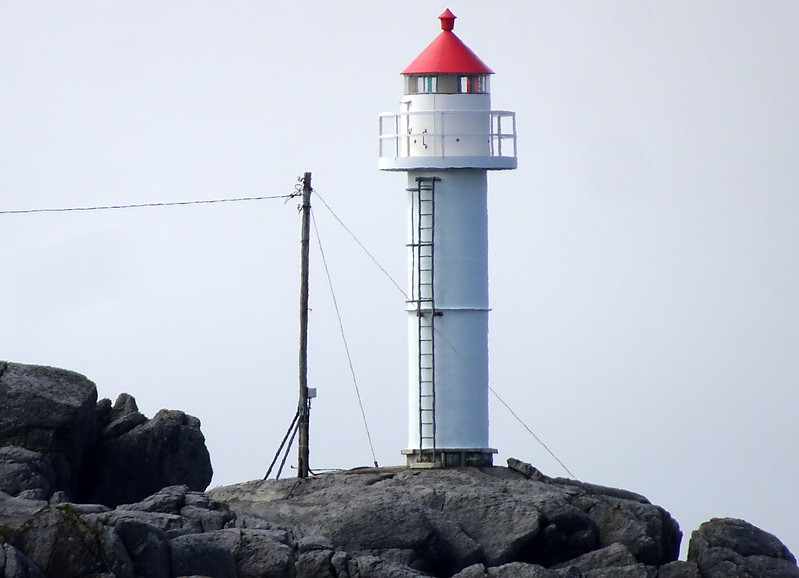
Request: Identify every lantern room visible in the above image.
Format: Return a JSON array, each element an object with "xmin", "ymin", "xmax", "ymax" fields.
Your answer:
[
  {"xmin": 404, "ymin": 74, "xmax": 490, "ymax": 95},
  {"xmin": 378, "ymin": 9, "xmax": 516, "ymax": 171}
]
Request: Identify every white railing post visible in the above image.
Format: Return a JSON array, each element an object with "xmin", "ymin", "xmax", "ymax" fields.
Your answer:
[{"xmin": 497, "ymin": 114, "xmax": 503, "ymax": 157}]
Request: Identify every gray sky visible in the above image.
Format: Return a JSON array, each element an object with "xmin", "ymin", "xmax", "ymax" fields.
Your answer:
[{"xmin": 2, "ymin": 1, "xmax": 797, "ymax": 559}]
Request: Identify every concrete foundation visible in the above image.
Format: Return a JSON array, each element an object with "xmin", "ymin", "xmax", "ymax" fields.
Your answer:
[{"xmin": 402, "ymin": 448, "xmax": 497, "ymax": 468}]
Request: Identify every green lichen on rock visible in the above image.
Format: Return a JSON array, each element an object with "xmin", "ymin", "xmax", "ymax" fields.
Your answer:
[{"xmin": 14, "ymin": 505, "xmax": 111, "ymax": 577}]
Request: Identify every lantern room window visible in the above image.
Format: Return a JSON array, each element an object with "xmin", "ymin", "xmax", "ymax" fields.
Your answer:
[
  {"xmin": 460, "ymin": 75, "xmax": 489, "ymax": 94},
  {"xmin": 405, "ymin": 74, "xmax": 490, "ymax": 95}
]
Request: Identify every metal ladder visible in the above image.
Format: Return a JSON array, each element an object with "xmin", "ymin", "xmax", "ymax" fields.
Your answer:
[{"xmin": 409, "ymin": 176, "xmax": 439, "ymax": 451}]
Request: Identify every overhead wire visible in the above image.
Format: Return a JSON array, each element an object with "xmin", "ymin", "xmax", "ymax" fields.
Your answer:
[
  {"xmin": 311, "ymin": 207, "xmax": 380, "ymax": 468},
  {"xmin": 312, "ymin": 187, "xmax": 577, "ymax": 479},
  {"xmin": 426, "ymin": 310, "xmax": 578, "ymax": 480},
  {"xmin": 313, "ymin": 190, "xmax": 409, "ymax": 301},
  {"xmin": 0, "ymin": 194, "xmax": 294, "ymax": 215},
  {"xmin": 487, "ymin": 385, "xmax": 577, "ymax": 480},
  {"xmin": 2, "ymin": 183, "xmax": 576, "ymax": 479},
  {"xmin": 2, "ymin": 184, "xmax": 386, "ymax": 474}
]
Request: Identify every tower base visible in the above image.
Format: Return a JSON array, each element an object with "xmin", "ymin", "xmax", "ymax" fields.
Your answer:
[{"xmin": 402, "ymin": 448, "xmax": 497, "ymax": 469}]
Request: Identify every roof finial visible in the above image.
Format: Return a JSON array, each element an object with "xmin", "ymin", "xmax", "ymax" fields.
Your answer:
[{"xmin": 439, "ymin": 8, "xmax": 456, "ymax": 32}]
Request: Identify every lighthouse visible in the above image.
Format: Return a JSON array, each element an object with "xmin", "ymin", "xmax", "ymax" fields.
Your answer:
[{"xmin": 379, "ymin": 9, "xmax": 517, "ymax": 468}]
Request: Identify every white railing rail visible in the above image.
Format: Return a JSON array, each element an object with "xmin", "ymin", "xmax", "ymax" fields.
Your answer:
[{"xmin": 379, "ymin": 110, "xmax": 517, "ymax": 160}]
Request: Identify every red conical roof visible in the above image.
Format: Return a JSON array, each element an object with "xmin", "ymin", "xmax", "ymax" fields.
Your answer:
[{"xmin": 401, "ymin": 9, "xmax": 494, "ymax": 75}]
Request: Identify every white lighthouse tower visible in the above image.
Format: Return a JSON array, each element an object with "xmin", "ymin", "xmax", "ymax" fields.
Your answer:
[{"xmin": 379, "ymin": 9, "xmax": 517, "ymax": 468}]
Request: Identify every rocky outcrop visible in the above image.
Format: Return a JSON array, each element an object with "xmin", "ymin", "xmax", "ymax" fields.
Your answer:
[
  {"xmin": 80, "ymin": 393, "xmax": 213, "ymax": 506},
  {"xmin": 3, "ymin": 473, "xmax": 796, "ymax": 577},
  {"xmin": 687, "ymin": 518, "xmax": 799, "ymax": 577},
  {"xmin": 0, "ymin": 362, "xmax": 97, "ymax": 498},
  {"xmin": 0, "ymin": 485, "xmax": 243, "ymax": 578},
  {"xmin": 0, "ymin": 362, "xmax": 212, "ymax": 506},
  {"xmin": 1, "ymin": 362, "xmax": 797, "ymax": 577},
  {"xmin": 208, "ymin": 465, "xmax": 683, "ymax": 576}
]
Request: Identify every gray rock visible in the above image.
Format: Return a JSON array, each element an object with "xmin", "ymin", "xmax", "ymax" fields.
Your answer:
[
  {"xmin": 507, "ymin": 458, "xmax": 551, "ymax": 482},
  {"xmin": 211, "ymin": 471, "xmax": 481, "ymax": 575},
  {"xmin": 207, "ymin": 528, "xmax": 296, "ymax": 578},
  {"xmin": 584, "ymin": 495, "xmax": 680, "ymax": 565},
  {"xmin": 82, "ymin": 404, "xmax": 213, "ymax": 507},
  {"xmin": 117, "ymin": 485, "xmax": 235, "ymax": 532},
  {"xmin": 326, "ymin": 492, "xmax": 434, "ymax": 551},
  {"xmin": 102, "ymin": 410, "xmax": 147, "ymax": 439},
  {"xmin": 0, "ymin": 446, "xmax": 56, "ymax": 499},
  {"xmin": 0, "ymin": 491, "xmax": 47, "ymax": 533},
  {"xmin": 93, "ymin": 511, "xmax": 171, "ymax": 578},
  {"xmin": 688, "ymin": 518, "xmax": 799, "ymax": 578},
  {"xmin": 209, "ymin": 466, "xmax": 680, "ymax": 576},
  {"xmin": 426, "ymin": 508, "xmax": 482, "ymax": 570},
  {"xmin": 118, "ymin": 484, "xmax": 190, "ymax": 514},
  {"xmin": 689, "ymin": 517, "xmax": 796, "ymax": 562},
  {"xmin": 170, "ymin": 533, "xmax": 236, "ymax": 578},
  {"xmin": 452, "ymin": 564, "xmax": 490, "ymax": 578},
  {"xmin": 0, "ymin": 543, "xmax": 48, "ymax": 578},
  {"xmin": 554, "ymin": 542, "xmax": 636, "ymax": 572},
  {"xmin": 180, "ymin": 504, "xmax": 235, "ymax": 532},
  {"xmin": 11, "ymin": 504, "xmax": 120, "ymax": 578},
  {"xmin": 0, "ymin": 363, "xmax": 97, "ymax": 498},
  {"xmin": 656, "ymin": 560, "xmax": 701, "ymax": 578},
  {"xmin": 584, "ymin": 565, "xmax": 655, "ymax": 578},
  {"xmin": 331, "ymin": 550, "xmax": 351, "ymax": 577},
  {"xmin": 508, "ymin": 458, "xmax": 650, "ymax": 504},
  {"xmin": 298, "ymin": 535, "xmax": 334, "ymax": 552},
  {"xmin": 528, "ymin": 492, "xmax": 599, "ymax": 566},
  {"xmin": 6, "ymin": 363, "xmax": 797, "ymax": 578},
  {"xmin": 743, "ymin": 555, "xmax": 799, "ymax": 578},
  {"xmin": 486, "ymin": 561, "xmax": 581, "ymax": 577},
  {"xmin": 98, "ymin": 524, "xmax": 135, "ymax": 578},
  {"xmin": 0, "ymin": 543, "xmax": 45, "ymax": 578},
  {"xmin": 441, "ymin": 482, "xmax": 544, "ymax": 565},
  {"xmin": 52, "ymin": 502, "xmax": 110, "ymax": 515},
  {"xmin": 234, "ymin": 516, "xmax": 297, "ymax": 546},
  {"xmin": 105, "ymin": 393, "xmax": 139, "ymax": 422},
  {"xmin": 348, "ymin": 554, "xmax": 430, "ymax": 577},
  {"xmin": 47, "ymin": 491, "xmax": 69, "ymax": 505},
  {"xmin": 296, "ymin": 548, "xmax": 334, "ymax": 577},
  {"xmin": 93, "ymin": 508, "xmax": 200, "ymax": 538}
]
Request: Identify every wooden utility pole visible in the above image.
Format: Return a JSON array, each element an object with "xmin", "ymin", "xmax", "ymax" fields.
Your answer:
[{"xmin": 297, "ymin": 172, "xmax": 312, "ymax": 479}]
